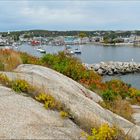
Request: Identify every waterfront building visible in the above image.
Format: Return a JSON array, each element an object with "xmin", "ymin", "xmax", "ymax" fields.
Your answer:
[
  {"xmin": 64, "ymin": 36, "xmax": 81, "ymax": 45},
  {"xmin": 134, "ymin": 36, "xmax": 140, "ymax": 46}
]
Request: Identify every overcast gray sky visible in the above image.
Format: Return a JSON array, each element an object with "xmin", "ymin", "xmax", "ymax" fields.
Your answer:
[{"xmin": 0, "ymin": 0, "xmax": 140, "ymax": 31}]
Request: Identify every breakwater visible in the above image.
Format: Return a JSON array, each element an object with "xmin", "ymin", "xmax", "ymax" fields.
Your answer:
[{"xmin": 83, "ymin": 61, "xmax": 140, "ymax": 75}]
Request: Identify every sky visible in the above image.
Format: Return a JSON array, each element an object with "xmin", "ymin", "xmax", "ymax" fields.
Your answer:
[{"xmin": 0, "ymin": 0, "xmax": 140, "ymax": 31}]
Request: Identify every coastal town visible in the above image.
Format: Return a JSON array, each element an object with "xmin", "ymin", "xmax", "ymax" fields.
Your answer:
[{"xmin": 0, "ymin": 30, "xmax": 140, "ymax": 47}]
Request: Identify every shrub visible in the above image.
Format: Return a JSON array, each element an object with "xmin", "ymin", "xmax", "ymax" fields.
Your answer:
[
  {"xmin": 87, "ymin": 123, "xmax": 117, "ymax": 140},
  {"xmin": 60, "ymin": 111, "xmax": 69, "ymax": 119},
  {"xmin": 35, "ymin": 93, "xmax": 62, "ymax": 110},
  {"xmin": 12, "ymin": 79, "xmax": 30, "ymax": 93},
  {"xmin": 102, "ymin": 90, "xmax": 117, "ymax": 101},
  {"xmin": 41, "ymin": 52, "xmax": 102, "ymax": 86},
  {"xmin": 104, "ymin": 79, "xmax": 130, "ymax": 99},
  {"xmin": 129, "ymin": 87, "xmax": 140, "ymax": 103},
  {"xmin": 19, "ymin": 52, "xmax": 41, "ymax": 65}
]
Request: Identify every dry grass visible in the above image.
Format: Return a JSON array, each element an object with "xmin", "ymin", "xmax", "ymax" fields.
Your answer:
[
  {"xmin": 0, "ymin": 49, "xmax": 22, "ymax": 71},
  {"xmin": 99, "ymin": 97, "xmax": 134, "ymax": 122}
]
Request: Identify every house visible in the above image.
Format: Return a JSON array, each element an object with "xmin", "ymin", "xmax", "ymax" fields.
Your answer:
[
  {"xmin": 90, "ymin": 36, "xmax": 103, "ymax": 43},
  {"xmin": 123, "ymin": 35, "xmax": 135, "ymax": 43},
  {"xmin": 81, "ymin": 37, "xmax": 90, "ymax": 44}
]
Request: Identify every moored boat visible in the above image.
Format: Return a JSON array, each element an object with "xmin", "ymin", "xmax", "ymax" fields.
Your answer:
[
  {"xmin": 37, "ymin": 47, "xmax": 46, "ymax": 53},
  {"xmin": 74, "ymin": 48, "xmax": 81, "ymax": 54}
]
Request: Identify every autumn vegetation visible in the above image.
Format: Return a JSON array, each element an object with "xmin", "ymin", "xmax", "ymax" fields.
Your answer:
[
  {"xmin": 1, "ymin": 49, "xmax": 139, "ymax": 139},
  {"xmin": 0, "ymin": 49, "xmax": 140, "ymax": 121}
]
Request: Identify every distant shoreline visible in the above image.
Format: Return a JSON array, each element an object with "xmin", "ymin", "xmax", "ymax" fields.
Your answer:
[{"xmin": 91, "ymin": 42, "xmax": 134, "ymax": 46}]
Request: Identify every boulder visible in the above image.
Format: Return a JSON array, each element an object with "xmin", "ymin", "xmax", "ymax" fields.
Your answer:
[
  {"xmin": 93, "ymin": 64, "xmax": 100, "ymax": 71},
  {"xmin": 97, "ymin": 68, "xmax": 104, "ymax": 75}
]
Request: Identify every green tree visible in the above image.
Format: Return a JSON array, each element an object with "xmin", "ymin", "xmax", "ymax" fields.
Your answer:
[{"xmin": 79, "ymin": 32, "xmax": 87, "ymax": 38}]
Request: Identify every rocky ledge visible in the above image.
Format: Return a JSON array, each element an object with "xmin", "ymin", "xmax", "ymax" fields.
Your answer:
[
  {"xmin": 1, "ymin": 64, "xmax": 140, "ymax": 139},
  {"xmin": 84, "ymin": 61, "xmax": 140, "ymax": 75}
]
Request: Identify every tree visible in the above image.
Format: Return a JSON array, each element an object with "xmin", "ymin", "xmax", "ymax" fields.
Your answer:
[
  {"xmin": 79, "ymin": 32, "xmax": 87, "ymax": 44},
  {"xmin": 79, "ymin": 32, "xmax": 87, "ymax": 38}
]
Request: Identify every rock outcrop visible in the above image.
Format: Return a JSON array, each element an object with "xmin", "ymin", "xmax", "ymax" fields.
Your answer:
[
  {"xmin": 84, "ymin": 61, "xmax": 140, "ymax": 75},
  {"xmin": 1, "ymin": 64, "xmax": 140, "ymax": 139},
  {"xmin": 0, "ymin": 86, "xmax": 83, "ymax": 139}
]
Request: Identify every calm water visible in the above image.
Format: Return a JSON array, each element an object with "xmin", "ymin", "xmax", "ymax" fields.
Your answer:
[{"xmin": 17, "ymin": 43, "xmax": 140, "ymax": 89}]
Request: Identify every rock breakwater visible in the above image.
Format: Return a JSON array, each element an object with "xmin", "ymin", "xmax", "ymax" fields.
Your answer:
[{"xmin": 84, "ymin": 61, "xmax": 140, "ymax": 75}]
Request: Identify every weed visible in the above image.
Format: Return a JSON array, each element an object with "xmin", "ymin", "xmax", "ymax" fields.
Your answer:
[
  {"xmin": 12, "ymin": 79, "xmax": 30, "ymax": 93},
  {"xmin": 35, "ymin": 93, "xmax": 62, "ymax": 110},
  {"xmin": 60, "ymin": 111, "xmax": 69, "ymax": 119}
]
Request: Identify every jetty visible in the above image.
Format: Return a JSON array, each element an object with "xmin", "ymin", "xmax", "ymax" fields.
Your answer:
[{"xmin": 84, "ymin": 61, "xmax": 140, "ymax": 75}]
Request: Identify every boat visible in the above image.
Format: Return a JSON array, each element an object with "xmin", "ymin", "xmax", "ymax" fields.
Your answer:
[
  {"xmin": 74, "ymin": 48, "xmax": 81, "ymax": 54},
  {"xmin": 36, "ymin": 36, "xmax": 46, "ymax": 53},
  {"xmin": 37, "ymin": 47, "xmax": 46, "ymax": 53}
]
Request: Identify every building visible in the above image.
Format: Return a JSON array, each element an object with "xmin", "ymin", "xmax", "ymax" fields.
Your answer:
[
  {"xmin": 90, "ymin": 36, "xmax": 103, "ymax": 43},
  {"xmin": 64, "ymin": 36, "xmax": 80, "ymax": 45},
  {"xmin": 134, "ymin": 36, "xmax": 140, "ymax": 46}
]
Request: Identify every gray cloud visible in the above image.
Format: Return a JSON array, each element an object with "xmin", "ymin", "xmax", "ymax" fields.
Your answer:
[{"xmin": 0, "ymin": 0, "xmax": 140, "ymax": 31}]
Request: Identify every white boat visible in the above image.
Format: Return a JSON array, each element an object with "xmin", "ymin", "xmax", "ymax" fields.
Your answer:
[
  {"xmin": 36, "ymin": 36, "xmax": 46, "ymax": 53},
  {"xmin": 37, "ymin": 47, "xmax": 46, "ymax": 53},
  {"xmin": 74, "ymin": 48, "xmax": 81, "ymax": 54}
]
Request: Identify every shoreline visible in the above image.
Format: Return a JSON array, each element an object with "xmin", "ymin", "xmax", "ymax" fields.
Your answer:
[{"xmin": 90, "ymin": 42, "xmax": 134, "ymax": 46}]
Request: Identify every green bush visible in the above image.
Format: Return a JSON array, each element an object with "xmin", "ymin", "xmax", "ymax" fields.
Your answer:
[
  {"xmin": 102, "ymin": 90, "xmax": 117, "ymax": 101},
  {"xmin": 41, "ymin": 52, "xmax": 102, "ymax": 82},
  {"xmin": 105, "ymin": 79, "xmax": 130, "ymax": 99}
]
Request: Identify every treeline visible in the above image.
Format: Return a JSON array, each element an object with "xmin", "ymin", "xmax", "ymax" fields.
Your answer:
[{"xmin": 1, "ymin": 30, "xmax": 140, "ymax": 38}]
